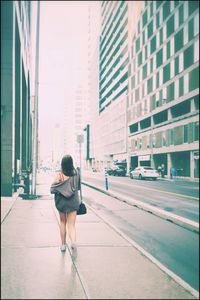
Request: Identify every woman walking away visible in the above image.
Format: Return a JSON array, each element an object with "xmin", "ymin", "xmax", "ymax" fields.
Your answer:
[{"xmin": 51, "ymin": 155, "xmax": 81, "ymax": 254}]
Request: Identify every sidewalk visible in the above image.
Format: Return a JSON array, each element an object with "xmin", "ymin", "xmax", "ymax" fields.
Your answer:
[{"xmin": 1, "ymin": 177, "xmax": 198, "ymax": 299}]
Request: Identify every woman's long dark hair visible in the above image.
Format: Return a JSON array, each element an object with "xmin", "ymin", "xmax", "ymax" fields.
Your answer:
[{"xmin": 61, "ymin": 155, "xmax": 76, "ymax": 176}]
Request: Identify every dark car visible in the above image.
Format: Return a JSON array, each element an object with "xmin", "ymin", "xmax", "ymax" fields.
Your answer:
[
  {"xmin": 105, "ymin": 168, "xmax": 114, "ymax": 175},
  {"xmin": 112, "ymin": 167, "xmax": 126, "ymax": 176}
]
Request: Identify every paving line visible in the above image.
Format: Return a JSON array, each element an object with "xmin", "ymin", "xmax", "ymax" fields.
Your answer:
[
  {"xmin": 82, "ymin": 182, "xmax": 199, "ymax": 233},
  {"xmin": 86, "ymin": 202, "xmax": 199, "ymax": 300},
  {"xmin": 52, "ymin": 203, "xmax": 91, "ymax": 299}
]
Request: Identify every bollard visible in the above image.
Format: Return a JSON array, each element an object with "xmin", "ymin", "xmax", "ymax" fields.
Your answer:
[{"xmin": 105, "ymin": 169, "xmax": 109, "ymax": 191}]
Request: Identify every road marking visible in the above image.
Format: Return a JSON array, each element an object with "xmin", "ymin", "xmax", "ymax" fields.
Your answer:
[
  {"xmin": 84, "ymin": 176, "xmax": 199, "ymax": 201},
  {"xmin": 82, "ymin": 182, "xmax": 199, "ymax": 233}
]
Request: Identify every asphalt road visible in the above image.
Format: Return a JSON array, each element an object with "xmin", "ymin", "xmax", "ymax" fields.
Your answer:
[
  {"xmin": 82, "ymin": 183, "xmax": 199, "ymax": 292},
  {"xmin": 82, "ymin": 172, "xmax": 199, "ymax": 223}
]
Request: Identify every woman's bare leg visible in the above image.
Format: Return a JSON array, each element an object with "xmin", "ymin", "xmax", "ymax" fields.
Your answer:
[
  {"xmin": 67, "ymin": 211, "xmax": 77, "ymax": 245},
  {"xmin": 59, "ymin": 212, "xmax": 67, "ymax": 245}
]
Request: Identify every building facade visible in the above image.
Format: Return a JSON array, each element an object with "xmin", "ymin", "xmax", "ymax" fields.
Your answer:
[
  {"xmin": 127, "ymin": 0, "xmax": 199, "ymax": 179},
  {"xmin": 1, "ymin": 1, "xmax": 39, "ymax": 196},
  {"xmin": 98, "ymin": 1, "xmax": 129, "ymax": 169}
]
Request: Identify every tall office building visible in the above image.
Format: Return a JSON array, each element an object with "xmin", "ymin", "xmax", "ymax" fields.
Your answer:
[
  {"xmin": 1, "ymin": 1, "xmax": 40, "ymax": 195},
  {"xmin": 86, "ymin": 1, "xmax": 101, "ymax": 170},
  {"xmin": 98, "ymin": 1, "xmax": 130, "ymax": 169},
  {"xmin": 127, "ymin": 1, "xmax": 199, "ymax": 179}
]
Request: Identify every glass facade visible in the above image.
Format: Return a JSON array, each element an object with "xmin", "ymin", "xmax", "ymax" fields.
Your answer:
[
  {"xmin": 99, "ymin": 1, "xmax": 128, "ymax": 113},
  {"xmin": 128, "ymin": 1, "xmax": 199, "ymax": 177}
]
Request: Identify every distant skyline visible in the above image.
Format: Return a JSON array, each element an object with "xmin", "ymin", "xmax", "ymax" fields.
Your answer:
[{"xmin": 38, "ymin": 1, "xmax": 89, "ymax": 161}]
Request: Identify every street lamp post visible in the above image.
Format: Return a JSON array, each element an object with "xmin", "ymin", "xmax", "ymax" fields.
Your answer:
[{"xmin": 77, "ymin": 134, "xmax": 84, "ymax": 174}]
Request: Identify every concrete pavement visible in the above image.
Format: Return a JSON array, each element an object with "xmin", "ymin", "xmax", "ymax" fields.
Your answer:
[{"xmin": 1, "ymin": 173, "xmax": 198, "ymax": 299}]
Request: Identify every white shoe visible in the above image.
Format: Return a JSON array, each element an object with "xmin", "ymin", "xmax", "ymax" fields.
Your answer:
[
  {"xmin": 60, "ymin": 244, "xmax": 66, "ymax": 252},
  {"xmin": 71, "ymin": 243, "xmax": 77, "ymax": 259}
]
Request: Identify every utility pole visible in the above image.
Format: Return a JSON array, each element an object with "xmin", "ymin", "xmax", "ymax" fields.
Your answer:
[{"xmin": 31, "ymin": 2, "xmax": 40, "ymax": 196}]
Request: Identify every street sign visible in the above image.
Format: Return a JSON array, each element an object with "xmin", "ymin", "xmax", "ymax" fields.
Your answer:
[{"xmin": 77, "ymin": 134, "xmax": 84, "ymax": 144}]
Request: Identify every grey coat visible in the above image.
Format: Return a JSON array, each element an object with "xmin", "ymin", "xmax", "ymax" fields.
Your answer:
[{"xmin": 50, "ymin": 174, "xmax": 81, "ymax": 213}]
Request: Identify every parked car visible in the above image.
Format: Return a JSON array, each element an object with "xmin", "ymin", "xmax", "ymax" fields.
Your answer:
[
  {"xmin": 112, "ymin": 166, "xmax": 126, "ymax": 177},
  {"xmin": 105, "ymin": 168, "xmax": 114, "ymax": 175},
  {"xmin": 130, "ymin": 166, "xmax": 159, "ymax": 180}
]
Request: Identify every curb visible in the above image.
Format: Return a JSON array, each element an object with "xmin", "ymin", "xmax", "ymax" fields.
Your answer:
[
  {"xmin": 86, "ymin": 201, "xmax": 199, "ymax": 299},
  {"xmin": 82, "ymin": 181, "xmax": 199, "ymax": 234}
]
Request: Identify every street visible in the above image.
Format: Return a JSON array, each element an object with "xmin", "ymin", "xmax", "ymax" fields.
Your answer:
[
  {"xmin": 81, "ymin": 171, "xmax": 199, "ymax": 292},
  {"xmin": 82, "ymin": 171, "xmax": 199, "ymax": 222}
]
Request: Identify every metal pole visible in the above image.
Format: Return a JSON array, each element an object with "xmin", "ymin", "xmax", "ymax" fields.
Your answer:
[{"xmin": 31, "ymin": 2, "xmax": 40, "ymax": 195}]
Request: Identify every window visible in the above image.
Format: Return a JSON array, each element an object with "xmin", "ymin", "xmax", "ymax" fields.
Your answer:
[
  {"xmin": 175, "ymin": 29, "xmax": 183, "ymax": 53},
  {"xmin": 136, "ymin": 37, "xmax": 140, "ymax": 53},
  {"xmin": 150, "ymin": 58, "xmax": 153, "ymax": 73},
  {"xmin": 179, "ymin": 5, "xmax": 184, "ymax": 26},
  {"xmin": 175, "ymin": 56, "xmax": 179, "ymax": 75},
  {"xmin": 142, "ymin": 10, "xmax": 148, "ymax": 27},
  {"xmin": 137, "ymin": 20, "xmax": 141, "ymax": 35},
  {"xmin": 135, "ymin": 88, "xmax": 140, "ymax": 102},
  {"xmin": 179, "ymin": 76, "xmax": 184, "ymax": 96},
  {"xmin": 150, "ymin": 36, "xmax": 156, "ymax": 54},
  {"xmin": 156, "ymin": 12, "xmax": 160, "ymax": 28},
  {"xmin": 189, "ymin": 66, "xmax": 199, "ymax": 91},
  {"xmin": 142, "ymin": 30, "xmax": 145, "ymax": 45},
  {"xmin": 163, "ymin": 1, "xmax": 170, "ymax": 21},
  {"xmin": 188, "ymin": 1, "xmax": 199, "ymax": 15},
  {"xmin": 147, "ymin": 77, "xmax": 153, "ymax": 94},
  {"xmin": 193, "ymin": 122, "xmax": 199, "ymax": 141},
  {"xmin": 131, "ymin": 76, "xmax": 135, "ymax": 89},
  {"xmin": 167, "ymin": 82, "xmax": 174, "ymax": 101},
  {"xmin": 148, "ymin": 21, "xmax": 153, "ymax": 38},
  {"xmin": 169, "ymin": 128, "xmax": 174, "ymax": 145},
  {"xmin": 156, "ymin": 48, "xmax": 163, "ymax": 68},
  {"xmin": 167, "ymin": 41, "xmax": 171, "ymax": 59},
  {"xmin": 167, "ymin": 15, "xmax": 174, "ymax": 37},
  {"xmin": 150, "ymin": 1, "xmax": 153, "ymax": 17},
  {"xmin": 163, "ymin": 63, "xmax": 170, "ymax": 83},
  {"xmin": 143, "ymin": 64, "xmax": 147, "ymax": 80},
  {"xmin": 188, "ymin": 18, "xmax": 194, "ymax": 41},
  {"xmin": 145, "ymin": 45, "xmax": 148, "ymax": 60},
  {"xmin": 194, "ymin": 13, "xmax": 199, "ymax": 36},
  {"xmin": 194, "ymin": 40, "xmax": 199, "ymax": 62},
  {"xmin": 138, "ymin": 51, "xmax": 142, "ymax": 66},
  {"xmin": 156, "ymin": 72, "xmax": 159, "ymax": 88},
  {"xmin": 184, "ymin": 124, "xmax": 188, "ymax": 143},
  {"xmin": 162, "ymin": 131, "xmax": 167, "ymax": 146},
  {"xmin": 159, "ymin": 28, "xmax": 163, "ymax": 45},
  {"xmin": 184, "ymin": 44, "xmax": 194, "ymax": 69}
]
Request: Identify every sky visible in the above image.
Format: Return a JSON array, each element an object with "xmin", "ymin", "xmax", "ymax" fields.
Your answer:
[{"xmin": 38, "ymin": 1, "xmax": 89, "ymax": 160}]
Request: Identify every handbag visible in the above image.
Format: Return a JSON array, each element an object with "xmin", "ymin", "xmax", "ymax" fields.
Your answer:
[
  {"xmin": 77, "ymin": 171, "xmax": 87, "ymax": 215},
  {"xmin": 77, "ymin": 202, "xmax": 87, "ymax": 215}
]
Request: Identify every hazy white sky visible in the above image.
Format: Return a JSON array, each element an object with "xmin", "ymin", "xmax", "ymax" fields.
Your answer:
[{"xmin": 38, "ymin": 1, "xmax": 89, "ymax": 159}]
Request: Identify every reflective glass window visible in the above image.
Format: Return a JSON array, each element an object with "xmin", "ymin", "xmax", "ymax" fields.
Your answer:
[
  {"xmin": 163, "ymin": 63, "xmax": 170, "ymax": 83},
  {"xmin": 174, "ymin": 28, "xmax": 183, "ymax": 52},
  {"xmin": 184, "ymin": 44, "xmax": 194, "ymax": 69},
  {"xmin": 167, "ymin": 15, "xmax": 174, "ymax": 37}
]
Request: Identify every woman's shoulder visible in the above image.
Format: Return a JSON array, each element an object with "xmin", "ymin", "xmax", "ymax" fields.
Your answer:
[{"xmin": 55, "ymin": 171, "xmax": 69, "ymax": 181}]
